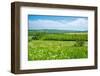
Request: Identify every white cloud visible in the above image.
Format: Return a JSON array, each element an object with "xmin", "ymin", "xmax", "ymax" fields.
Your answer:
[
  {"xmin": 67, "ymin": 18, "xmax": 88, "ymax": 30},
  {"xmin": 29, "ymin": 18, "xmax": 88, "ymax": 31}
]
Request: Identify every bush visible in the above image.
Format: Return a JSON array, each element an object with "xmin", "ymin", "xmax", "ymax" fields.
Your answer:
[
  {"xmin": 74, "ymin": 40, "xmax": 84, "ymax": 47},
  {"xmin": 31, "ymin": 32, "xmax": 46, "ymax": 40}
]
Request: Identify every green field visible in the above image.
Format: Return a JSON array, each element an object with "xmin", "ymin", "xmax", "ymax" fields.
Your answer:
[{"xmin": 28, "ymin": 30, "xmax": 88, "ymax": 61}]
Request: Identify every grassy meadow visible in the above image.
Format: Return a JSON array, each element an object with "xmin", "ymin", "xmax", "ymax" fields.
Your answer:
[{"xmin": 28, "ymin": 30, "xmax": 88, "ymax": 61}]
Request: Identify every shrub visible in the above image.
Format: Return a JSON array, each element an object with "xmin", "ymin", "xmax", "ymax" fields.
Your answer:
[{"xmin": 74, "ymin": 40, "xmax": 84, "ymax": 47}]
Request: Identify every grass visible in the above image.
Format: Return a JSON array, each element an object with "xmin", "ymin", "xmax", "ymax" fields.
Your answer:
[
  {"xmin": 28, "ymin": 31, "xmax": 88, "ymax": 61},
  {"xmin": 28, "ymin": 32, "xmax": 88, "ymax": 41},
  {"xmin": 28, "ymin": 40, "xmax": 88, "ymax": 60}
]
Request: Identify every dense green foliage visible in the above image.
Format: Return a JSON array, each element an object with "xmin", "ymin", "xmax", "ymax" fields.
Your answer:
[
  {"xmin": 28, "ymin": 31, "xmax": 87, "ymax": 41},
  {"xmin": 74, "ymin": 40, "xmax": 85, "ymax": 47},
  {"xmin": 28, "ymin": 30, "xmax": 88, "ymax": 60}
]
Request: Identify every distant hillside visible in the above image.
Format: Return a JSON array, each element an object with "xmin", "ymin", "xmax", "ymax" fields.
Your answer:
[{"xmin": 28, "ymin": 29, "xmax": 88, "ymax": 33}]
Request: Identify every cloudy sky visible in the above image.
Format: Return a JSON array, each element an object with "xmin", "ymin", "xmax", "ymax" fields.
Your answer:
[{"xmin": 28, "ymin": 15, "xmax": 88, "ymax": 31}]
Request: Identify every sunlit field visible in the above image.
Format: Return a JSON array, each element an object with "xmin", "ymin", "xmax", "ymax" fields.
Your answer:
[{"xmin": 28, "ymin": 31, "xmax": 88, "ymax": 61}]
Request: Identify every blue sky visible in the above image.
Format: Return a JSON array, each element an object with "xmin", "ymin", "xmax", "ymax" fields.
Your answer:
[{"xmin": 28, "ymin": 15, "xmax": 88, "ymax": 31}]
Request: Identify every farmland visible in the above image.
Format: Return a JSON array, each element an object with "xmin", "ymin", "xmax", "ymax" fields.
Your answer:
[{"xmin": 28, "ymin": 30, "xmax": 88, "ymax": 61}]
